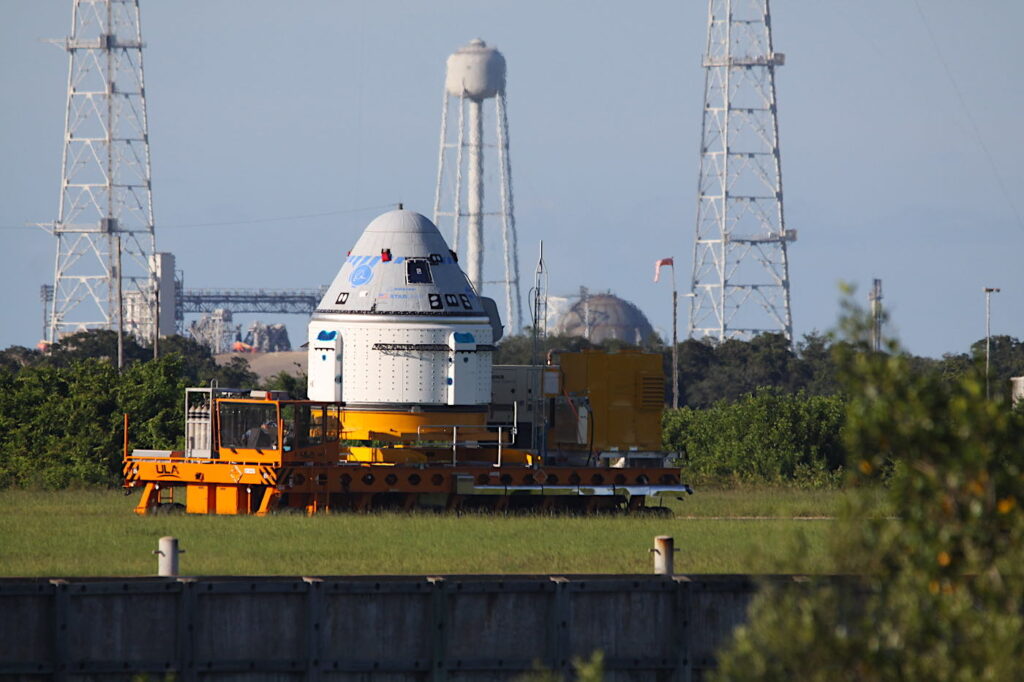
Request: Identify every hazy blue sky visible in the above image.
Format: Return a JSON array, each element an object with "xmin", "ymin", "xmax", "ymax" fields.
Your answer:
[{"xmin": 2, "ymin": 1, "xmax": 1021, "ymax": 358}]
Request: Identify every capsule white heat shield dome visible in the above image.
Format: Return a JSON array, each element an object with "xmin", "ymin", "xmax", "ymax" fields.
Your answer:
[{"xmin": 307, "ymin": 210, "xmax": 503, "ymax": 406}]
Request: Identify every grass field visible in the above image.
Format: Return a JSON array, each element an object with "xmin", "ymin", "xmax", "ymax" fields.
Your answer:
[{"xmin": 0, "ymin": 487, "xmax": 887, "ymax": 577}]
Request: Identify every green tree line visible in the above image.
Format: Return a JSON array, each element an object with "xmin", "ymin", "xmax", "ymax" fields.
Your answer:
[
  {"xmin": 2, "ymin": 326, "xmax": 1022, "ymax": 489},
  {"xmin": 663, "ymin": 389, "xmax": 846, "ymax": 486},
  {"xmin": 0, "ymin": 331, "xmax": 262, "ymax": 488},
  {"xmin": 501, "ymin": 329, "xmax": 1024, "ymax": 486},
  {"xmin": 497, "ymin": 329, "xmax": 1024, "ymax": 407}
]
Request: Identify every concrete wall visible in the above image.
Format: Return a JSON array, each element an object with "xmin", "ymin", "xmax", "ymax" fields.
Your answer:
[{"xmin": 0, "ymin": 574, "xmax": 780, "ymax": 681}]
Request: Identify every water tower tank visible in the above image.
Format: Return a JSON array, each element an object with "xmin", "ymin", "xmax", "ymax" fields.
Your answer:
[{"xmin": 445, "ymin": 38, "xmax": 506, "ymax": 100}]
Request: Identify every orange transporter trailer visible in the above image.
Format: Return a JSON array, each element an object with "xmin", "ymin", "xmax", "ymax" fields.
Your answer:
[{"xmin": 124, "ymin": 351, "xmax": 692, "ymax": 515}]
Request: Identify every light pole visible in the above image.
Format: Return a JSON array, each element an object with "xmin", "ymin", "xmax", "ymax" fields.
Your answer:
[
  {"xmin": 985, "ymin": 287, "xmax": 1001, "ymax": 400},
  {"xmin": 655, "ymin": 258, "xmax": 679, "ymax": 408},
  {"xmin": 672, "ymin": 283, "xmax": 678, "ymax": 409}
]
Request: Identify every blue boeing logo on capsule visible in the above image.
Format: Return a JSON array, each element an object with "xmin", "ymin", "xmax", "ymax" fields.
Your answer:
[{"xmin": 349, "ymin": 265, "xmax": 374, "ymax": 286}]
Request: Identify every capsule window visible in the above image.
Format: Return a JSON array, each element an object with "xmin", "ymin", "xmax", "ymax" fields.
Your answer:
[{"xmin": 406, "ymin": 259, "xmax": 433, "ymax": 284}]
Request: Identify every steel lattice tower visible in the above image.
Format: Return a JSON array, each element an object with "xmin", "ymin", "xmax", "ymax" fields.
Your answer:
[
  {"xmin": 688, "ymin": 0, "xmax": 795, "ymax": 342},
  {"xmin": 46, "ymin": 0, "xmax": 157, "ymax": 343},
  {"xmin": 433, "ymin": 39, "xmax": 523, "ymax": 334}
]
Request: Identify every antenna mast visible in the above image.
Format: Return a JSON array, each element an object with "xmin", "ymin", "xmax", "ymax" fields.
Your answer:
[
  {"xmin": 688, "ymin": 0, "xmax": 795, "ymax": 342},
  {"xmin": 530, "ymin": 241, "xmax": 548, "ymax": 365},
  {"xmin": 869, "ymin": 278, "xmax": 883, "ymax": 352},
  {"xmin": 46, "ymin": 0, "xmax": 157, "ymax": 344}
]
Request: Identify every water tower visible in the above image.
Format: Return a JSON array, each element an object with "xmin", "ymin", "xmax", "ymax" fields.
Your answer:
[{"xmin": 433, "ymin": 38, "xmax": 523, "ymax": 333}]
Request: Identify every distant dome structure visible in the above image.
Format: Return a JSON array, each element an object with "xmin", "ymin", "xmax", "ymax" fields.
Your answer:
[{"xmin": 556, "ymin": 292, "xmax": 655, "ymax": 345}]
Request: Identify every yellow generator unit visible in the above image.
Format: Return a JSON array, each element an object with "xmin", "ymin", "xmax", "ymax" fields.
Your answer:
[{"xmin": 546, "ymin": 350, "xmax": 665, "ymax": 463}]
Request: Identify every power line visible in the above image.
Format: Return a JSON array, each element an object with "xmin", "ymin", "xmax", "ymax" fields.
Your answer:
[
  {"xmin": 160, "ymin": 203, "xmax": 396, "ymax": 229},
  {"xmin": 911, "ymin": 0, "xmax": 1024, "ymax": 231},
  {"xmin": 0, "ymin": 203, "xmax": 397, "ymax": 232}
]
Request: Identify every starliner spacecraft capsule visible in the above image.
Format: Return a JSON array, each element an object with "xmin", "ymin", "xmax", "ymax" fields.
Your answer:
[
  {"xmin": 125, "ymin": 207, "xmax": 690, "ymax": 515},
  {"xmin": 308, "ymin": 209, "xmax": 503, "ymax": 438}
]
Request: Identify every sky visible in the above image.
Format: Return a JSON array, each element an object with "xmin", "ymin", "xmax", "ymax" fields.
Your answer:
[{"xmin": 1, "ymin": 0, "xmax": 1021, "ymax": 358}]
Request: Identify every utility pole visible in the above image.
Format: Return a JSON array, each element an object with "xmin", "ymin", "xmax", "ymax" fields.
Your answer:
[
  {"xmin": 152, "ymin": 285, "xmax": 159, "ymax": 360},
  {"xmin": 672, "ymin": 284, "xmax": 679, "ymax": 409},
  {"xmin": 985, "ymin": 287, "xmax": 1000, "ymax": 400},
  {"xmin": 869, "ymin": 279, "xmax": 883, "ymax": 352},
  {"xmin": 39, "ymin": 285, "xmax": 54, "ymax": 342},
  {"xmin": 116, "ymin": 235, "xmax": 124, "ymax": 370}
]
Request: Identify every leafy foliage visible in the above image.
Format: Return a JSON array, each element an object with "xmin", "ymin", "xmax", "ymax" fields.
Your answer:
[
  {"xmin": 45, "ymin": 329, "xmax": 152, "ymax": 367},
  {"xmin": 663, "ymin": 389, "xmax": 846, "ymax": 485},
  {"xmin": 493, "ymin": 332, "xmax": 602, "ymax": 365},
  {"xmin": 518, "ymin": 651, "xmax": 605, "ymax": 682},
  {"xmin": 154, "ymin": 334, "xmax": 258, "ymax": 387},
  {"xmin": 496, "ymin": 324, "xmax": 1024, "ymax": 409},
  {"xmin": 0, "ymin": 356, "xmax": 185, "ymax": 488},
  {"xmin": 713, "ymin": 303, "xmax": 1024, "ymax": 680},
  {"xmin": 969, "ymin": 334, "xmax": 1024, "ymax": 402},
  {"xmin": 0, "ymin": 330, "xmax": 260, "ymax": 489},
  {"xmin": 5, "ymin": 319, "xmax": 1024, "ymax": 495},
  {"xmin": 117, "ymin": 356, "xmax": 188, "ymax": 452},
  {"xmin": 263, "ymin": 370, "xmax": 309, "ymax": 400},
  {"xmin": 0, "ymin": 346, "xmax": 43, "ymax": 373},
  {"xmin": 3, "ymin": 331, "xmax": 260, "ymax": 388}
]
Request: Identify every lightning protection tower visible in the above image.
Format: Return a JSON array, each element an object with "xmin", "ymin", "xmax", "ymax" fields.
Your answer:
[
  {"xmin": 689, "ymin": 0, "xmax": 795, "ymax": 342},
  {"xmin": 46, "ymin": 0, "xmax": 157, "ymax": 344},
  {"xmin": 433, "ymin": 38, "xmax": 523, "ymax": 334}
]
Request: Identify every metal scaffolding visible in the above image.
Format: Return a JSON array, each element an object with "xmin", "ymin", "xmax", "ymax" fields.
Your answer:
[
  {"xmin": 45, "ymin": 0, "xmax": 158, "ymax": 344},
  {"xmin": 177, "ymin": 288, "xmax": 323, "ymax": 354},
  {"xmin": 689, "ymin": 0, "xmax": 795, "ymax": 342},
  {"xmin": 179, "ymin": 288, "xmax": 327, "ymax": 318}
]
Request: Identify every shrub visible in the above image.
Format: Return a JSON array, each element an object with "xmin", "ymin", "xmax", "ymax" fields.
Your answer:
[
  {"xmin": 0, "ymin": 356, "xmax": 186, "ymax": 489},
  {"xmin": 713, "ymin": 305, "xmax": 1024, "ymax": 680},
  {"xmin": 663, "ymin": 388, "xmax": 846, "ymax": 485}
]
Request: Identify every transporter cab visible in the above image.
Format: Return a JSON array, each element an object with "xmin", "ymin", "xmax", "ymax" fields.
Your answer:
[{"xmin": 124, "ymin": 210, "xmax": 691, "ymax": 514}]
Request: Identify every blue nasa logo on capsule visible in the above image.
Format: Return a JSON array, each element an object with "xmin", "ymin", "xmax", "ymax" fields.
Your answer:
[
  {"xmin": 316, "ymin": 330, "xmax": 337, "ymax": 341},
  {"xmin": 349, "ymin": 265, "xmax": 374, "ymax": 286}
]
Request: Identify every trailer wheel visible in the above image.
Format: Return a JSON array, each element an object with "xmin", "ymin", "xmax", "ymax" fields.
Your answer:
[
  {"xmin": 636, "ymin": 505, "xmax": 673, "ymax": 518},
  {"xmin": 152, "ymin": 502, "xmax": 186, "ymax": 515}
]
